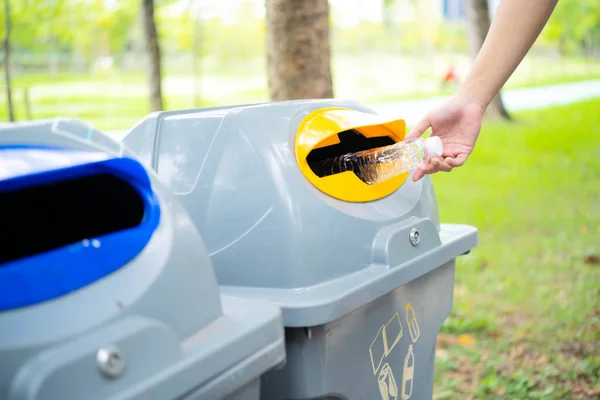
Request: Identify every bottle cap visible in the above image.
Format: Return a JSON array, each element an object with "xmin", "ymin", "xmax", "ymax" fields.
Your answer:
[{"xmin": 425, "ymin": 136, "xmax": 443, "ymax": 157}]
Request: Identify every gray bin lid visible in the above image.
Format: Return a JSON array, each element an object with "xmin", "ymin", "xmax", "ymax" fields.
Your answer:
[
  {"xmin": 104, "ymin": 297, "xmax": 284, "ymax": 400},
  {"xmin": 220, "ymin": 223, "xmax": 477, "ymax": 327},
  {"xmin": 121, "ymin": 100, "xmax": 478, "ymax": 327},
  {"xmin": 0, "ymin": 119, "xmax": 285, "ymax": 400}
]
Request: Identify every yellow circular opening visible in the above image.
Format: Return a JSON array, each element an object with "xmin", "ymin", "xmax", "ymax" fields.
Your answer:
[{"xmin": 294, "ymin": 107, "xmax": 409, "ymax": 203}]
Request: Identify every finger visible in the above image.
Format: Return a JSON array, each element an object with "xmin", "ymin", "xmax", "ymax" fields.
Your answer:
[
  {"xmin": 405, "ymin": 116, "xmax": 431, "ymax": 140},
  {"xmin": 419, "ymin": 162, "xmax": 438, "ymax": 175},
  {"xmin": 412, "ymin": 169, "xmax": 425, "ymax": 182},
  {"xmin": 431, "ymin": 157, "xmax": 453, "ymax": 172},
  {"xmin": 413, "ymin": 156, "xmax": 455, "ymax": 181},
  {"xmin": 412, "ymin": 162, "xmax": 437, "ymax": 182},
  {"xmin": 445, "ymin": 154, "xmax": 468, "ymax": 168}
]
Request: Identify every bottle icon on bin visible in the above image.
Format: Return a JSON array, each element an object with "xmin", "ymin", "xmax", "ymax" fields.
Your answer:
[
  {"xmin": 401, "ymin": 344, "xmax": 415, "ymax": 400},
  {"xmin": 378, "ymin": 362, "xmax": 399, "ymax": 400}
]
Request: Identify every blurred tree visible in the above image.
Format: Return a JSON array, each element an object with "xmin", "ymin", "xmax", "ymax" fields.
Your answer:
[
  {"xmin": 158, "ymin": 6, "xmax": 194, "ymax": 51},
  {"xmin": 465, "ymin": 0, "xmax": 510, "ymax": 120},
  {"xmin": 0, "ymin": 0, "xmax": 139, "ymax": 66},
  {"xmin": 0, "ymin": 0, "xmax": 66, "ymax": 51},
  {"xmin": 3, "ymin": 0, "xmax": 14, "ymax": 121},
  {"xmin": 192, "ymin": 14, "xmax": 202, "ymax": 106},
  {"xmin": 382, "ymin": 0, "xmax": 396, "ymax": 33},
  {"xmin": 141, "ymin": 0, "xmax": 163, "ymax": 111},
  {"xmin": 542, "ymin": 0, "xmax": 600, "ymax": 57},
  {"xmin": 266, "ymin": 0, "xmax": 333, "ymax": 101}
]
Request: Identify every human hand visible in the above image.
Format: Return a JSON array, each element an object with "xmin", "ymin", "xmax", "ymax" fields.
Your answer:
[{"xmin": 405, "ymin": 95, "xmax": 486, "ymax": 182}]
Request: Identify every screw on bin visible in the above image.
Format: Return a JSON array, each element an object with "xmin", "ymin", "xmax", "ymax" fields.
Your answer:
[
  {"xmin": 96, "ymin": 345, "xmax": 125, "ymax": 379},
  {"xmin": 409, "ymin": 228, "xmax": 420, "ymax": 247},
  {"xmin": 304, "ymin": 327, "xmax": 312, "ymax": 340}
]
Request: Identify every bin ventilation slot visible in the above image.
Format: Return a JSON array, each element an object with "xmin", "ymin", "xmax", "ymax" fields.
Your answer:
[
  {"xmin": 306, "ymin": 129, "xmax": 395, "ymax": 181},
  {"xmin": 0, "ymin": 173, "xmax": 145, "ymax": 264}
]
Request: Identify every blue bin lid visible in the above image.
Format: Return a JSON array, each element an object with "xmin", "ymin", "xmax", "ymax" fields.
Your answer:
[{"xmin": 0, "ymin": 146, "xmax": 160, "ymax": 311}]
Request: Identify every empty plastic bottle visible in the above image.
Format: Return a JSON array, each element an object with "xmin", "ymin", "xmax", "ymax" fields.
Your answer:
[
  {"xmin": 401, "ymin": 344, "xmax": 415, "ymax": 400},
  {"xmin": 325, "ymin": 136, "xmax": 443, "ymax": 185}
]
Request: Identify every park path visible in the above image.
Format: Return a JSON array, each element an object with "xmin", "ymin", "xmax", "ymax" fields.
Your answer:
[
  {"xmin": 370, "ymin": 79, "xmax": 600, "ymax": 127},
  {"xmin": 109, "ymin": 80, "xmax": 600, "ymax": 140}
]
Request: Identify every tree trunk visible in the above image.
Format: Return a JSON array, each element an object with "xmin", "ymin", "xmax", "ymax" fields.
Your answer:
[
  {"xmin": 3, "ymin": 0, "xmax": 15, "ymax": 122},
  {"xmin": 382, "ymin": 0, "xmax": 395, "ymax": 33},
  {"xmin": 141, "ymin": 0, "xmax": 164, "ymax": 112},
  {"xmin": 266, "ymin": 0, "xmax": 334, "ymax": 101},
  {"xmin": 192, "ymin": 16, "xmax": 202, "ymax": 107},
  {"xmin": 465, "ymin": 0, "xmax": 510, "ymax": 120}
]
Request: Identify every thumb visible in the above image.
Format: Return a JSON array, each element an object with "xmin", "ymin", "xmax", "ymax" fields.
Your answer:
[{"xmin": 405, "ymin": 115, "xmax": 431, "ymax": 141}]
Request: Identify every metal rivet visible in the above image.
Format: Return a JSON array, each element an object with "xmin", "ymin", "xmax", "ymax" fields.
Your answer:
[
  {"xmin": 409, "ymin": 228, "xmax": 420, "ymax": 246},
  {"xmin": 305, "ymin": 327, "xmax": 312, "ymax": 340},
  {"xmin": 97, "ymin": 345, "xmax": 124, "ymax": 379}
]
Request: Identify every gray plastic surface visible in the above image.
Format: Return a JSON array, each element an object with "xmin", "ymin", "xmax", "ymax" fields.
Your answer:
[
  {"xmin": 122, "ymin": 99, "xmax": 476, "ymax": 326},
  {"xmin": 0, "ymin": 120, "xmax": 285, "ymax": 400},
  {"xmin": 122, "ymin": 99, "xmax": 478, "ymax": 400},
  {"xmin": 262, "ymin": 260, "xmax": 456, "ymax": 400}
]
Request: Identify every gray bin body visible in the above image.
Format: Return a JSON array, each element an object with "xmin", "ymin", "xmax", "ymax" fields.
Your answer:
[
  {"xmin": 122, "ymin": 99, "xmax": 478, "ymax": 400},
  {"xmin": 0, "ymin": 119, "xmax": 285, "ymax": 400}
]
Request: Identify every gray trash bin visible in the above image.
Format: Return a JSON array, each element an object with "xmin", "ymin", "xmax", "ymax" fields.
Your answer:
[
  {"xmin": 0, "ymin": 119, "xmax": 285, "ymax": 400},
  {"xmin": 122, "ymin": 100, "xmax": 478, "ymax": 400}
]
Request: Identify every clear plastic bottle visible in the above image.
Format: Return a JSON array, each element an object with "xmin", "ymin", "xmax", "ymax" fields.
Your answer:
[{"xmin": 326, "ymin": 136, "xmax": 443, "ymax": 185}]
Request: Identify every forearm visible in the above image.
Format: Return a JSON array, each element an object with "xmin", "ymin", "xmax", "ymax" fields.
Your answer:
[{"xmin": 458, "ymin": 0, "xmax": 559, "ymax": 107}]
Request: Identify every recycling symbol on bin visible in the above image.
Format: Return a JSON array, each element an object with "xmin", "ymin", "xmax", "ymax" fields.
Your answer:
[{"xmin": 369, "ymin": 303, "xmax": 420, "ymax": 400}]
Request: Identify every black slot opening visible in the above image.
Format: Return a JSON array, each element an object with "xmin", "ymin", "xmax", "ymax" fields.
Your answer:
[
  {"xmin": 306, "ymin": 129, "xmax": 395, "ymax": 180},
  {"xmin": 0, "ymin": 173, "xmax": 145, "ymax": 265}
]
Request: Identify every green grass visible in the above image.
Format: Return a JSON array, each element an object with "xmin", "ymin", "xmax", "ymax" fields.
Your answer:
[
  {"xmin": 1, "ymin": 54, "xmax": 599, "ymax": 131},
  {"xmin": 431, "ymin": 99, "xmax": 600, "ymax": 399}
]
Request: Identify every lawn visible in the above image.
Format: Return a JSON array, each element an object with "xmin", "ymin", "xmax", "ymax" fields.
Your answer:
[
  {"xmin": 1, "ymin": 54, "xmax": 600, "ymax": 131},
  {"xmin": 431, "ymin": 99, "xmax": 600, "ymax": 399}
]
